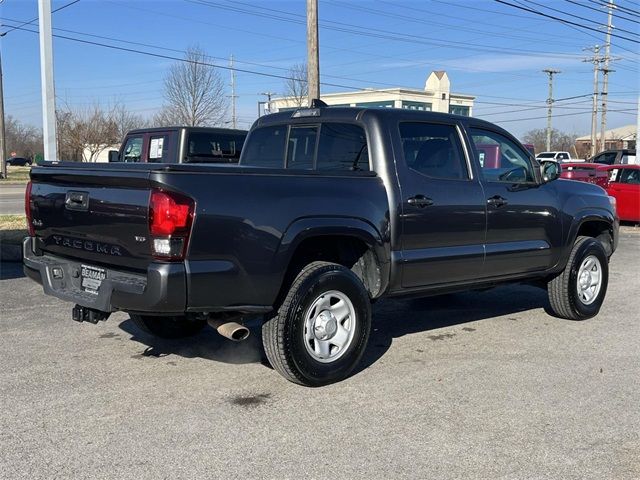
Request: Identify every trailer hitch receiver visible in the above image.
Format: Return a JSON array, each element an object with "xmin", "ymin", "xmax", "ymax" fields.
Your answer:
[{"xmin": 72, "ymin": 305, "xmax": 111, "ymax": 324}]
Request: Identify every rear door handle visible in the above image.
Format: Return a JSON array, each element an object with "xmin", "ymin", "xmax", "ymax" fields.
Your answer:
[
  {"xmin": 487, "ymin": 195, "xmax": 508, "ymax": 208},
  {"xmin": 407, "ymin": 195, "xmax": 434, "ymax": 208}
]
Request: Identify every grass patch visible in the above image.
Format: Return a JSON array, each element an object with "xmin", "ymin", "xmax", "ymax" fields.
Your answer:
[
  {"xmin": 0, "ymin": 215, "xmax": 27, "ymax": 245},
  {"xmin": 0, "ymin": 166, "xmax": 31, "ymax": 184}
]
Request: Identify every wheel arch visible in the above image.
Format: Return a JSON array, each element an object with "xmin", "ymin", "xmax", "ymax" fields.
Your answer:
[
  {"xmin": 564, "ymin": 209, "xmax": 616, "ymax": 262},
  {"xmin": 274, "ymin": 217, "xmax": 390, "ymax": 300}
]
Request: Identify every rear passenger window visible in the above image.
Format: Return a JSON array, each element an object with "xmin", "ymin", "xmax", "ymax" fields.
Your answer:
[
  {"xmin": 400, "ymin": 122, "xmax": 468, "ymax": 180},
  {"xmin": 241, "ymin": 125, "xmax": 287, "ymax": 168},
  {"xmin": 317, "ymin": 123, "xmax": 369, "ymax": 171},
  {"xmin": 148, "ymin": 135, "xmax": 171, "ymax": 163},
  {"xmin": 287, "ymin": 126, "xmax": 317, "ymax": 169}
]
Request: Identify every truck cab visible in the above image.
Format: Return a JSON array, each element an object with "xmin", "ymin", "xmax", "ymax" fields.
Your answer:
[{"xmin": 109, "ymin": 127, "xmax": 247, "ymax": 164}]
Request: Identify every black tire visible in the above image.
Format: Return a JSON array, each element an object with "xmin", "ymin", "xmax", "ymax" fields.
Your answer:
[
  {"xmin": 547, "ymin": 236, "xmax": 609, "ymax": 320},
  {"xmin": 262, "ymin": 261, "xmax": 371, "ymax": 387},
  {"xmin": 130, "ymin": 314, "xmax": 206, "ymax": 339}
]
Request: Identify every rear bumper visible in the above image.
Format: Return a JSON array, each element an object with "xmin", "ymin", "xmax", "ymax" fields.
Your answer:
[{"xmin": 22, "ymin": 237, "xmax": 186, "ymax": 313}]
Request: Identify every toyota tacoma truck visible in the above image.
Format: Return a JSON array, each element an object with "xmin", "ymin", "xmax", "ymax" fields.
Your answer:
[{"xmin": 23, "ymin": 105, "xmax": 619, "ymax": 386}]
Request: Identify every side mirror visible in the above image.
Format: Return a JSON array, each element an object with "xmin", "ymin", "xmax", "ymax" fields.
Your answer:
[
  {"xmin": 540, "ymin": 160, "xmax": 561, "ymax": 182},
  {"xmin": 108, "ymin": 150, "xmax": 120, "ymax": 163}
]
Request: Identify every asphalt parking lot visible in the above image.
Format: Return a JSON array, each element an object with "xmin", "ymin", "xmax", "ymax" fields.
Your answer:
[{"xmin": 1, "ymin": 228, "xmax": 638, "ymax": 479}]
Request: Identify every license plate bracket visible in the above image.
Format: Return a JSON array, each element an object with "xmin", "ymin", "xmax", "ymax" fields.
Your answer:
[{"xmin": 80, "ymin": 265, "xmax": 106, "ymax": 295}]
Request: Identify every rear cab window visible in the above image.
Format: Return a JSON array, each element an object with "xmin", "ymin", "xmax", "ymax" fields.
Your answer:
[
  {"xmin": 186, "ymin": 131, "xmax": 246, "ymax": 163},
  {"xmin": 241, "ymin": 122, "xmax": 370, "ymax": 172}
]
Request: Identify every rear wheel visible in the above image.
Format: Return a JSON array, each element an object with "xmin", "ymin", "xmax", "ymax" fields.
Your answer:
[
  {"xmin": 547, "ymin": 236, "xmax": 609, "ymax": 320},
  {"xmin": 262, "ymin": 261, "xmax": 371, "ymax": 387},
  {"xmin": 130, "ymin": 314, "xmax": 206, "ymax": 339}
]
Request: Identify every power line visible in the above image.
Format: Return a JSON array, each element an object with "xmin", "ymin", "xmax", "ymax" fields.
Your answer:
[
  {"xmin": 430, "ymin": 0, "xmax": 639, "ymax": 55},
  {"xmin": 494, "ymin": 0, "xmax": 640, "ymax": 43},
  {"xmin": 591, "ymin": 0, "xmax": 640, "ymax": 16},
  {"xmin": 190, "ymin": 0, "xmax": 588, "ymax": 58},
  {"xmin": 1, "ymin": 15, "xmax": 477, "ymax": 91},
  {"xmin": 492, "ymin": 108, "xmax": 635, "ymax": 123},
  {"xmin": 0, "ymin": 0, "xmax": 80, "ymax": 37},
  {"xmin": 564, "ymin": 0, "xmax": 640, "ymax": 24},
  {"xmin": 522, "ymin": 0, "xmax": 640, "ymax": 37},
  {"xmin": 1, "ymin": 23, "xmax": 373, "ymax": 92},
  {"xmin": 327, "ymin": 0, "xmax": 592, "ymax": 50}
]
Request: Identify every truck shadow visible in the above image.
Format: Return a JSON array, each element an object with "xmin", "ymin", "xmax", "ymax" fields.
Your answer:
[
  {"xmin": 0, "ymin": 261, "xmax": 26, "ymax": 280},
  {"xmin": 118, "ymin": 316, "xmax": 266, "ymax": 365},
  {"xmin": 356, "ymin": 284, "xmax": 550, "ymax": 374},
  {"xmin": 118, "ymin": 283, "xmax": 550, "ymax": 375}
]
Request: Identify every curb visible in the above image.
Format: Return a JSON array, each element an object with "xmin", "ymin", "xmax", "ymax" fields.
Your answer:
[{"xmin": 0, "ymin": 243, "xmax": 22, "ymax": 263}]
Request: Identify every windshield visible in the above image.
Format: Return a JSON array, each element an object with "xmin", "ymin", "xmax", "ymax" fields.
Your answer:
[{"xmin": 536, "ymin": 153, "xmax": 556, "ymax": 159}]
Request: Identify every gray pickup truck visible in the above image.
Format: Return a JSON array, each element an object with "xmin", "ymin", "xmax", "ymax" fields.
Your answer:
[{"xmin": 24, "ymin": 106, "xmax": 618, "ymax": 386}]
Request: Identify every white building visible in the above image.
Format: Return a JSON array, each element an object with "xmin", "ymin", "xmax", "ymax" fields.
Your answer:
[
  {"xmin": 271, "ymin": 71, "xmax": 475, "ymax": 116},
  {"xmin": 82, "ymin": 144, "xmax": 120, "ymax": 163}
]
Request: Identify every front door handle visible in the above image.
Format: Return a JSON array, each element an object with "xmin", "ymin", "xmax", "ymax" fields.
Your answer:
[
  {"xmin": 487, "ymin": 195, "xmax": 508, "ymax": 208},
  {"xmin": 407, "ymin": 195, "xmax": 434, "ymax": 208}
]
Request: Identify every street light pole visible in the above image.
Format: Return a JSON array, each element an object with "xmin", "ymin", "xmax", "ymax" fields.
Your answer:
[
  {"xmin": 0, "ymin": 48, "xmax": 7, "ymax": 179},
  {"xmin": 38, "ymin": 0, "xmax": 57, "ymax": 161}
]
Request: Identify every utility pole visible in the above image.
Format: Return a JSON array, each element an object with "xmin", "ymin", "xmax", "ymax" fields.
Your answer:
[
  {"xmin": 600, "ymin": 0, "xmax": 614, "ymax": 153},
  {"xmin": 0, "ymin": 48, "xmax": 6, "ymax": 179},
  {"xmin": 583, "ymin": 46, "xmax": 601, "ymax": 156},
  {"xmin": 38, "ymin": 0, "xmax": 57, "ymax": 161},
  {"xmin": 306, "ymin": 0, "xmax": 320, "ymax": 106},
  {"xmin": 634, "ymin": 97, "xmax": 640, "ymax": 154},
  {"xmin": 259, "ymin": 91, "xmax": 276, "ymax": 116},
  {"xmin": 543, "ymin": 69, "xmax": 561, "ymax": 152},
  {"xmin": 229, "ymin": 55, "xmax": 237, "ymax": 129}
]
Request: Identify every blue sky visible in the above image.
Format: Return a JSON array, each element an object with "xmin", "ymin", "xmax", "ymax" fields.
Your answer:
[{"xmin": 1, "ymin": 0, "xmax": 638, "ymax": 139}]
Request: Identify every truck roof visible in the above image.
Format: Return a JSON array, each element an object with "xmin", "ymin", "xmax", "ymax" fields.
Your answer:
[
  {"xmin": 126, "ymin": 126, "xmax": 248, "ymax": 135},
  {"xmin": 253, "ymin": 106, "xmax": 515, "ymax": 142}
]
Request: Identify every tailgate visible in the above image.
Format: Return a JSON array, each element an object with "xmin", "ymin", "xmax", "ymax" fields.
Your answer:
[{"xmin": 30, "ymin": 164, "xmax": 155, "ymax": 272}]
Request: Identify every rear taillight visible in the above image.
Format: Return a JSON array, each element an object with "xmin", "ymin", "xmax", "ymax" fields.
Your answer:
[
  {"xmin": 149, "ymin": 189, "xmax": 194, "ymax": 260},
  {"xmin": 25, "ymin": 181, "xmax": 35, "ymax": 236}
]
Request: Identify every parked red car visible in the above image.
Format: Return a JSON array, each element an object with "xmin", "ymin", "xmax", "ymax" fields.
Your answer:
[
  {"xmin": 560, "ymin": 162, "xmax": 609, "ymax": 189},
  {"xmin": 602, "ymin": 165, "xmax": 640, "ymax": 223}
]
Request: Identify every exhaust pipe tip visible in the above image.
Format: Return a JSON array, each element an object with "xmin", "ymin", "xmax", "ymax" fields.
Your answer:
[{"xmin": 207, "ymin": 318, "xmax": 250, "ymax": 342}]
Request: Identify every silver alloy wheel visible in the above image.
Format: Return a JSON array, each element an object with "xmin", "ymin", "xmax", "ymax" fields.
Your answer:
[
  {"xmin": 576, "ymin": 255, "xmax": 602, "ymax": 305},
  {"xmin": 303, "ymin": 290, "xmax": 357, "ymax": 363}
]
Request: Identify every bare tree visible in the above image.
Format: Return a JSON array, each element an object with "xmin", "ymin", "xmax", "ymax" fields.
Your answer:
[
  {"xmin": 112, "ymin": 103, "xmax": 147, "ymax": 140},
  {"xmin": 56, "ymin": 102, "xmax": 139, "ymax": 162},
  {"xmin": 158, "ymin": 46, "xmax": 228, "ymax": 126},
  {"xmin": 284, "ymin": 63, "xmax": 308, "ymax": 107},
  {"xmin": 57, "ymin": 104, "xmax": 116, "ymax": 162},
  {"xmin": 4, "ymin": 116, "xmax": 43, "ymax": 160},
  {"xmin": 523, "ymin": 128, "xmax": 577, "ymax": 154}
]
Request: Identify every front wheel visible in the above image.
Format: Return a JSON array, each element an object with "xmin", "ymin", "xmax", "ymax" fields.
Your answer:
[
  {"xmin": 547, "ymin": 236, "xmax": 609, "ymax": 320},
  {"xmin": 130, "ymin": 314, "xmax": 206, "ymax": 339},
  {"xmin": 262, "ymin": 261, "xmax": 371, "ymax": 387}
]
